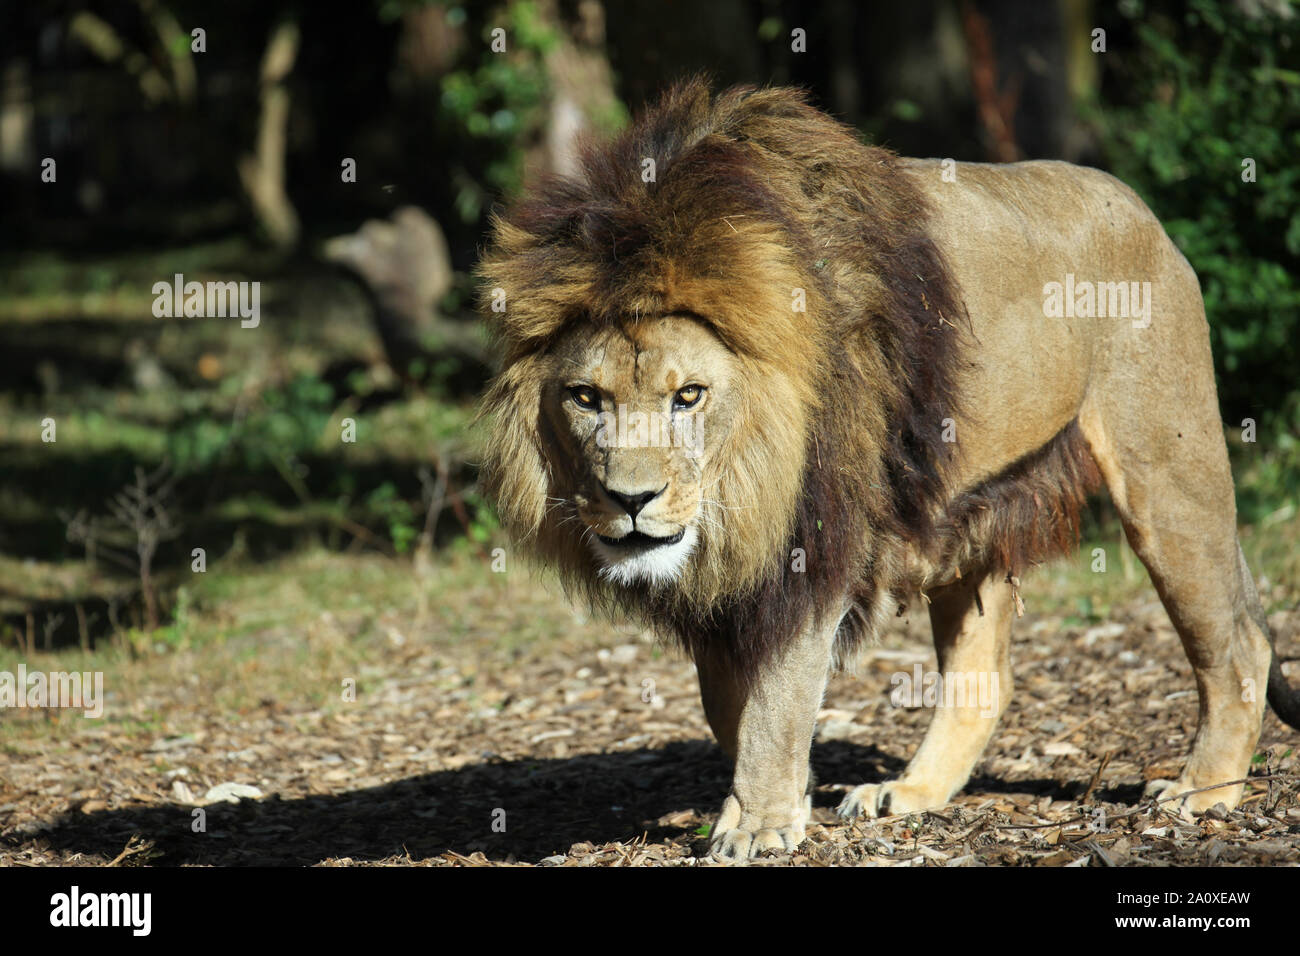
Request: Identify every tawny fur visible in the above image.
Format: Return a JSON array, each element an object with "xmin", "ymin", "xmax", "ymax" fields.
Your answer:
[
  {"xmin": 477, "ymin": 79, "xmax": 1100, "ymax": 682},
  {"xmin": 477, "ymin": 79, "xmax": 1299, "ymax": 858}
]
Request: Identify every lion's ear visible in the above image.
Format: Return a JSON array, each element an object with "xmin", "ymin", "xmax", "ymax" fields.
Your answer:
[{"xmin": 479, "ymin": 357, "xmax": 553, "ymax": 542}]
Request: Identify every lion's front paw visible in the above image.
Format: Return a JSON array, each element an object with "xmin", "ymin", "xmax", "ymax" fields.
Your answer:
[
  {"xmin": 707, "ymin": 793, "xmax": 810, "ymax": 862},
  {"xmin": 1144, "ymin": 777, "xmax": 1237, "ymax": 820},
  {"xmin": 836, "ymin": 781, "xmax": 949, "ymax": 820}
]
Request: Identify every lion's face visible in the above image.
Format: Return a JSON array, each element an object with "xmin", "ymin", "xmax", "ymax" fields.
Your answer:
[{"xmin": 541, "ymin": 316, "xmax": 740, "ymax": 586}]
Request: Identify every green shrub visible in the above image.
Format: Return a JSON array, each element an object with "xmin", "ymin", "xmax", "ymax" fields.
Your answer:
[
  {"xmin": 167, "ymin": 375, "xmax": 336, "ymax": 475},
  {"xmin": 365, "ymin": 481, "xmax": 418, "ymax": 553},
  {"xmin": 380, "ymin": 1, "xmax": 559, "ymax": 225},
  {"xmin": 1094, "ymin": 0, "xmax": 1300, "ymax": 430}
]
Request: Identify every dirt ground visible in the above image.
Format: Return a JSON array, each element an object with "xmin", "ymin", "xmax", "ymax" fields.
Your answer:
[{"xmin": 2, "ymin": 559, "xmax": 1298, "ymax": 867}]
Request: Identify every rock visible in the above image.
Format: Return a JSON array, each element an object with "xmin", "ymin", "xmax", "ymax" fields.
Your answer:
[
  {"xmin": 1042, "ymin": 741, "xmax": 1084, "ymax": 756},
  {"xmin": 1081, "ymin": 622, "xmax": 1126, "ymax": 645},
  {"xmin": 171, "ymin": 780, "xmax": 197, "ymax": 804},
  {"xmin": 816, "ymin": 720, "xmax": 858, "ymax": 742},
  {"xmin": 202, "ymin": 782, "xmax": 265, "ymax": 804}
]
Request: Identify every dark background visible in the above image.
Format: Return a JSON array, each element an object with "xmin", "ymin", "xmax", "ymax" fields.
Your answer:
[{"xmin": 0, "ymin": 0, "xmax": 1296, "ymax": 646}]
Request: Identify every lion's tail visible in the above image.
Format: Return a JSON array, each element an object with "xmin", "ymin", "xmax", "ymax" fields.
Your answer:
[
  {"xmin": 1241, "ymin": 542, "xmax": 1300, "ymax": 731},
  {"xmin": 1268, "ymin": 655, "xmax": 1300, "ymax": 730}
]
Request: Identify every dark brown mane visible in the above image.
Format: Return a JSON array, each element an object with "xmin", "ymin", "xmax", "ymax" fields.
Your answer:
[
  {"xmin": 931, "ymin": 419, "xmax": 1103, "ymax": 580},
  {"xmin": 479, "ymin": 77, "xmax": 971, "ymax": 685}
]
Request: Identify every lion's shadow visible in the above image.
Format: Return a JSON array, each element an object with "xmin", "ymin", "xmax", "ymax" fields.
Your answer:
[{"xmin": 10, "ymin": 740, "xmax": 1141, "ymax": 865}]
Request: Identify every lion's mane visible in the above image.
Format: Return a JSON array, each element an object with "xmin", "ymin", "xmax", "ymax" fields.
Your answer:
[{"xmin": 478, "ymin": 79, "xmax": 985, "ymax": 682}]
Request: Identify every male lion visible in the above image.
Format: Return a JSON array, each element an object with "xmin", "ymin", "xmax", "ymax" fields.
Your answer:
[{"xmin": 476, "ymin": 79, "xmax": 1300, "ymax": 860}]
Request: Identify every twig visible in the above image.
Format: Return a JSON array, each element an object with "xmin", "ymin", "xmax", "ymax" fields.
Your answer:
[
  {"xmin": 1081, "ymin": 748, "xmax": 1114, "ymax": 804},
  {"xmin": 419, "ymin": 457, "xmax": 449, "ymax": 543},
  {"xmin": 330, "ymin": 515, "xmax": 396, "ymax": 557},
  {"xmin": 994, "ymin": 772, "xmax": 1300, "ymax": 831},
  {"xmin": 75, "ymin": 602, "xmax": 89, "ymax": 651},
  {"xmin": 1154, "ymin": 773, "xmax": 1296, "ymax": 804},
  {"xmin": 1049, "ymin": 713, "xmax": 1100, "ymax": 745},
  {"xmin": 105, "ymin": 834, "xmax": 152, "ymax": 867}
]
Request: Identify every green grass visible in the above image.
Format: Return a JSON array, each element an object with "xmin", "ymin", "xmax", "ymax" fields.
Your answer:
[
  {"xmin": 0, "ymin": 537, "xmax": 622, "ymax": 748},
  {"xmin": 0, "ymin": 239, "xmax": 261, "ymax": 322},
  {"xmin": 1033, "ymin": 510, "xmax": 1299, "ymax": 620}
]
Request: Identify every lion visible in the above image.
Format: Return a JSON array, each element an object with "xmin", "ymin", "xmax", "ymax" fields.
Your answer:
[{"xmin": 476, "ymin": 79, "xmax": 1300, "ymax": 861}]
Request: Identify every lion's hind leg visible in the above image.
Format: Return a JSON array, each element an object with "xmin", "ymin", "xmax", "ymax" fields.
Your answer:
[
  {"xmin": 839, "ymin": 571, "xmax": 1013, "ymax": 819},
  {"xmin": 1077, "ymin": 321, "xmax": 1272, "ymax": 817}
]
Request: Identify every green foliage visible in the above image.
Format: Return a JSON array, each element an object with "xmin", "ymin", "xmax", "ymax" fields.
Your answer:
[
  {"xmin": 168, "ymin": 375, "xmax": 336, "ymax": 475},
  {"xmin": 462, "ymin": 488, "xmax": 499, "ymax": 544},
  {"xmin": 365, "ymin": 482, "xmax": 418, "ymax": 553},
  {"xmin": 433, "ymin": 1, "xmax": 558, "ymax": 223},
  {"xmin": 152, "ymin": 585, "xmax": 194, "ymax": 648},
  {"xmin": 1094, "ymin": 0, "xmax": 1300, "ymax": 428},
  {"xmin": 1234, "ymin": 393, "xmax": 1300, "ymax": 524},
  {"xmin": 757, "ymin": 17, "xmax": 783, "ymax": 43},
  {"xmin": 1062, "ymin": 593, "xmax": 1106, "ymax": 628},
  {"xmin": 446, "ymin": 487, "xmax": 500, "ymax": 555},
  {"xmin": 890, "ymin": 98, "xmax": 923, "ymax": 122}
]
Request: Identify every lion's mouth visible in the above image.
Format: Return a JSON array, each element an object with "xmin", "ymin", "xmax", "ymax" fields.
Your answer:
[{"xmin": 596, "ymin": 530, "xmax": 686, "ymax": 549}]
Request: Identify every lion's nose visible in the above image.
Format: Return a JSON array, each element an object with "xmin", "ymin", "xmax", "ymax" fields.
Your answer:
[{"xmin": 604, "ymin": 485, "xmax": 663, "ymax": 518}]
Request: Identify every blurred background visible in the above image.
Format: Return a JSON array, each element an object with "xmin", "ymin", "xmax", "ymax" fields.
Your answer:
[{"xmin": 0, "ymin": 0, "xmax": 1296, "ymax": 658}]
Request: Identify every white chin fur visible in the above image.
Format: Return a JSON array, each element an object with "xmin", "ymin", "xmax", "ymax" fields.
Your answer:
[{"xmin": 590, "ymin": 524, "xmax": 698, "ymax": 587}]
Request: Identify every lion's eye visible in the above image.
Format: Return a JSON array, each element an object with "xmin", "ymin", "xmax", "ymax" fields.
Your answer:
[
  {"xmin": 673, "ymin": 385, "xmax": 704, "ymax": 410},
  {"xmin": 569, "ymin": 385, "xmax": 600, "ymax": 410}
]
